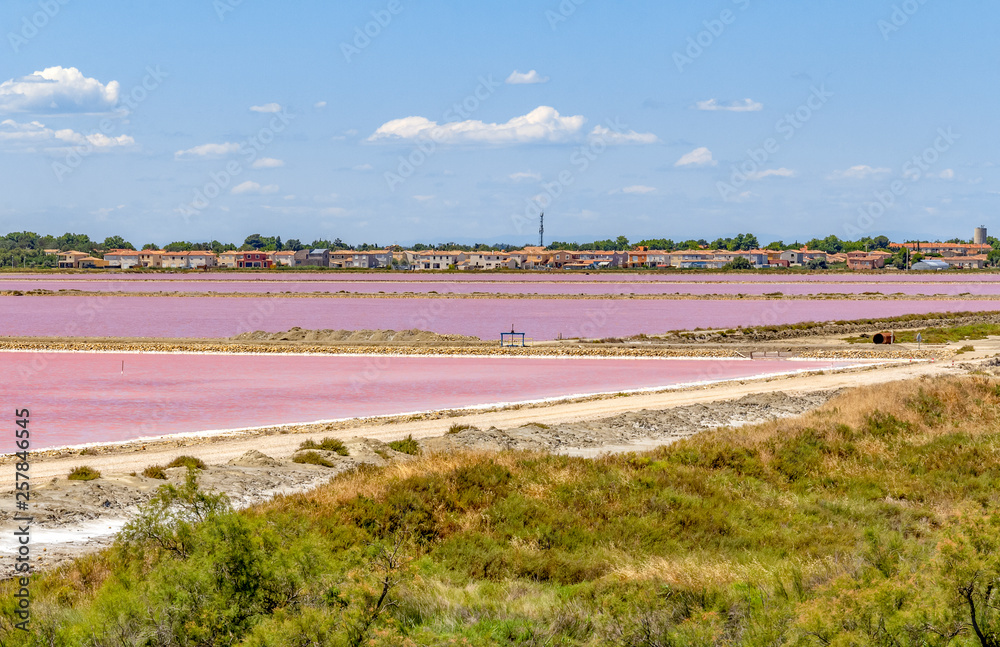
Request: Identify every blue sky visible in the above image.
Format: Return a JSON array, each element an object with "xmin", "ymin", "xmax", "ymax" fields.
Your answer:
[{"xmin": 0, "ymin": 0, "xmax": 997, "ymax": 246}]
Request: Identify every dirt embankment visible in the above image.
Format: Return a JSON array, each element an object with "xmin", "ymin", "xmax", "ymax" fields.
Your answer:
[
  {"xmin": 232, "ymin": 327, "xmax": 480, "ymax": 344},
  {"xmin": 659, "ymin": 312, "xmax": 1000, "ymax": 344}
]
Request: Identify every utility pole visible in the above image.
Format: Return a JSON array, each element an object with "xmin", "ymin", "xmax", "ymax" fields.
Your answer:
[{"xmin": 539, "ymin": 212, "xmax": 544, "ymax": 248}]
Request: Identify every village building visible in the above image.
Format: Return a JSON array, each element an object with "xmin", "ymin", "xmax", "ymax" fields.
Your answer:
[
  {"xmin": 236, "ymin": 252, "xmax": 273, "ymax": 269},
  {"xmin": 103, "ymin": 249, "xmax": 142, "ymax": 269},
  {"xmin": 57, "ymin": 251, "xmax": 91, "ymax": 269},
  {"xmin": 218, "ymin": 251, "xmax": 241, "ymax": 268},
  {"xmin": 138, "ymin": 250, "xmax": 164, "ymax": 268}
]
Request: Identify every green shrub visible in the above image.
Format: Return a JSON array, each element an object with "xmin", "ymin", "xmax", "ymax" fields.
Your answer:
[
  {"xmin": 68, "ymin": 465, "xmax": 101, "ymax": 481},
  {"xmin": 907, "ymin": 389, "xmax": 945, "ymax": 426},
  {"xmin": 293, "ymin": 451, "xmax": 336, "ymax": 468},
  {"xmin": 166, "ymin": 455, "xmax": 207, "ymax": 470},
  {"xmin": 143, "ymin": 465, "xmax": 168, "ymax": 480},
  {"xmin": 771, "ymin": 429, "xmax": 826, "ymax": 482},
  {"xmin": 388, "ymin": 435, "xmax": 421, "ymax": 455},
  {"xmin": 864, "ymin": 411, "xmax": 911, "ymax": 439},
  {"xmin": 298, "ymin": 437, "xmax": 349, "ymax": 456},
  {"xmin": 447, "ymin": 423, "xmax": 477, "ymax": 434}
]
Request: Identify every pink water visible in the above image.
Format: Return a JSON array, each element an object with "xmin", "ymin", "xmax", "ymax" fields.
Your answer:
[
  {"xmin": 0, "ymin": 352, "xmax": 867, "ymax": 448},
  {"xmin": 5, "ymin": 278, "xmax": 1000, "ymax": 296},
  {"xmin": 2, "ymin": 296, "xmax": 999, "ymax": 340}
]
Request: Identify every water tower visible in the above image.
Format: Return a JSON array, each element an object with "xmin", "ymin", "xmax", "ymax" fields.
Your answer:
[{"xmin": 975, "ymin": 226, "xmax": 988, "ymax": 245}]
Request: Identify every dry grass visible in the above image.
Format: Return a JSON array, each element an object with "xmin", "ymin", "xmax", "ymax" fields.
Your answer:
[
  {"xmin": 67, "ymin": 465, "xmax": 100, "ymax": 481},
  {"xmin": 165, "ymin": 455, "xmax": 207, "ymax": 470},
  {"xmin": 142, "ymin": 465, "xmax": 168, "ymax": 480}
]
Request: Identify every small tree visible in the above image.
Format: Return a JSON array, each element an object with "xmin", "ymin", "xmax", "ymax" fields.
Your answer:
[
  {"xmin": 722, "ymin": 256, "xmax": 753, "ymax": 270},
  {"xmin": 807, "ymin": 258, "xmax": 828, "ymax": 270}
]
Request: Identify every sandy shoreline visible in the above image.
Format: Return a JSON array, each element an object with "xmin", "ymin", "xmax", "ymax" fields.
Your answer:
[
  {"xmin": 0, "ymin": 356, "xmax": 953, "ymax": 479},
  {"xmin": 0, "ymin": 349, "xmax": 979, "ymax": 577}
]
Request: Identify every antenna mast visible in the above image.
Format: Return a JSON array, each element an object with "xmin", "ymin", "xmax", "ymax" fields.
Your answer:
[{"xmin": 539, "ymin": 212, "xmax": 544, "ymax": 247}]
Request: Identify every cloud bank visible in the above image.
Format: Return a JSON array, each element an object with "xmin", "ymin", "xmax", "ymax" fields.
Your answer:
[{"xmin": 0, "ymin": 67, "xmax": 120, "ymax": 114}]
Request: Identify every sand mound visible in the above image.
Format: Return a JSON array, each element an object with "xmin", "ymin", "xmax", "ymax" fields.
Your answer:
[
  {"xmin": 227, "ymin": 450, "xmax": 282, "ymax": 468},
  {"xmin": 232, "ymin": 327, "xmax": 480, "ymax": 344}
]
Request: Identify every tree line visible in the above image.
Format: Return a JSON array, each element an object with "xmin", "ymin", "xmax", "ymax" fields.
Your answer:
[{"xmin": 2, "ymin": 230, "xmax": 997, "ymax": 268}]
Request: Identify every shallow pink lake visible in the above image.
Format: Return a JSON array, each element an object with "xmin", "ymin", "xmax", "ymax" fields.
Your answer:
[
  {"xmin": 4, "ymin": 278, "xmax": 1000, "ymax": 296},
  {"xmin": 0, "ymin": 352, "xmax": 869, "ymax": 448},
  {"xmin": 2, "ymin": 296, "xmax": 999, "ymax": 340}
]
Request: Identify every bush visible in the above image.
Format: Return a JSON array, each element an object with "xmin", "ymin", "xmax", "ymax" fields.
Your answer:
[
  {"xmin": 722, "ymin": 257, "xmax": 752, "ymax": 270},
  {"xmin": 807, "ymin": 258, "xmax": 828, "ymax": 270},
  {"xmin": 143, "ymin": 465, "xmax": 168, "ymax": 480},
  {"xmin": 68, "ymin": 465, "xmax": 101, "ymax": 481},
  {"xmin": 448, "ymin": 423, "xmax": 477, "ymax": 435},
  {"xmin": 298, "ymin": 438, "xmax": 349, "ymax": 456},
  {"xmin": 166, "ymin": 455, "xmax": 207, "ymax": 470},
  {"xmin": 293, "ymin": 451, "xmax": 336, "ymax": 468},
  {"xmin": 388, "ymin": 435, "xmax": 421, "ymax": 455}
]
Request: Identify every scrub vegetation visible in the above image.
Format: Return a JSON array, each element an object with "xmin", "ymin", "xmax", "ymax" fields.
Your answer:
[
  {"xmin": 165, "ymin": 455, "xmax": 208, "ymax": 470},
  {"xmin": 7, "ymin": 376, "xmax": 1000, "ymax": 645},
  {"xmin": 388, "ymin": 434, "xmax": 421, "ymax": 456},
  {"xmin": 65, "ymin": 466, "xmax": 100, "ymax": 481},
  {"xmin": 299, "ymin": 437, "xmax": 350, "ymax": 456}
]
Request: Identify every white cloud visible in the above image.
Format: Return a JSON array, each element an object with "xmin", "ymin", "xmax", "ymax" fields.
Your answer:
[
  {"xmin": 174, "ymin": 142, "xmax": 241, "ymax": 160},
  {"xmin": 353, "ymin": 163, "xmax": 373, "ymax": 171},
  {"xmin": 747, "ymin": 168, "xmax": 796, "ymax": 180},
  {"xmin": 413, "ymin": 195, "xmax": 435, "ymax": 202},
  {"xmin": 674, "ymin": 147, "xmax": 717, "ymax": 167},
  {"xmin": 314, "ymin": 101, "xmax": 327, "ymax": 109},
  {"xmin": 370, "ymin": 107, "xmax": 657, "ymax": 146},
  {"xmin": 0, "ymin": 118, "xmax": 134, "ymax": 150},
  {"xmin": 695, "ymin": 98, "xmax": 763, "ymax": 112},
  {"xmin": 252, "ymin": 157, "xmax": 285, "ymax": 169},
  {"xmin": 621, "ymin": 185, "xmax": 658, "ymax": 194},
  {"xmin": 829, "ymin": 165, "xmax": 892, "ymax": 180},
  {"xmin": 589, "ymin": 125, "xmax": 659, "ymax": 144},
  {"xmin": 0, "ymin": 67, "xmax": 119, "ymax": 114},
  {"xmin": 369, "ymin": 106, "xmax": 586, "ymax": 144},
  {"xmin": 509, "ymin": 171, "xmax": 541, "ymax": 182},
  {"xmin": 231, "ymin": 181, "xmax": 279, "ymax": 195},
  {"xmin": 506, "ymin": 70, "xmax": 549, "ymax": 85},
  {"xmin": 250, "ymin": 103, "xmax": 282, "ymax": 113},
  {"xmin": 91, "ymin": 204, "xmax": 126, "ymax": 218},
  {"xmin": 939, "ymin": 169, "xmax": 955, "ymax": 180}
]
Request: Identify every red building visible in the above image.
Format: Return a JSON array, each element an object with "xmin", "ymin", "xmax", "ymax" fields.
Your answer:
[{"xmin": 236, "ymin": 252, "xmax": 273, "ymax": 269}]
